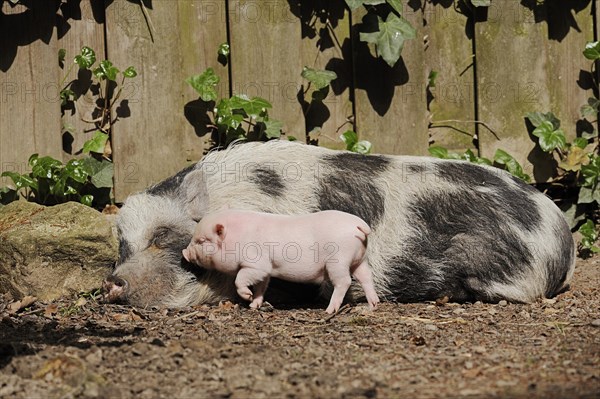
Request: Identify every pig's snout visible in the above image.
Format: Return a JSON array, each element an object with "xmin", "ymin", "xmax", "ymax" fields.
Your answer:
[{"xmin": 102, "ymin": 275, "xmax": 129, "ymax": 303}]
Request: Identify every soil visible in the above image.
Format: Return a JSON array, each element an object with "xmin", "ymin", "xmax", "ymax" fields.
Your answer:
[{"xmin": 0, "ymin": 255, "xmax": 598, "ymax": 399}]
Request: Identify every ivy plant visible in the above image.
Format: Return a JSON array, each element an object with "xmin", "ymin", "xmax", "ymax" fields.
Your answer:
[{"xmin": 187, "ymin": 67, "xmax": 283, "ymax": 147}]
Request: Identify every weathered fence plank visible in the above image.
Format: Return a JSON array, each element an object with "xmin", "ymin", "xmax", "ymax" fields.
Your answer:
[
  {"xmin": 300, "ymin": 0, "xmax": 353, "ymax": 150},
  {"xmin": 106, "ymin": 0, "xmax": 229, "ymax": 202},
  {"xmin": 0, "ymin": 1, "xmax": 62, "ymax": 182},
  {"xmin": 57, "ymin": 1, "xmax": 106, "ymax": 162},
  {"xmin": 475, "ymin": 1, "xmax": 594, "ymax": 181},
  {"xmin": 352, "ymin": 2, "xmax": 429, "ymax": 156},
  {"xmin": 424, "ymin": 1, "xmax": 475, "ymax": 153},
  {"xmin": 228, "ymin": 0, "xmax": 305, "ymax": 140}
]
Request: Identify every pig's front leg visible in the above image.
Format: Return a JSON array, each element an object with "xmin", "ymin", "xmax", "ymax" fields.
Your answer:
[{"xmin": 234, "ymin": 267, "xmax": 271, "ymax": 309}]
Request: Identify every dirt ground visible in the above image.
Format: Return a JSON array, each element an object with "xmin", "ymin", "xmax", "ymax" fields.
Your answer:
[{"xmin": 0, "ymin": 255, "xmax": 598, "ymax": 399}]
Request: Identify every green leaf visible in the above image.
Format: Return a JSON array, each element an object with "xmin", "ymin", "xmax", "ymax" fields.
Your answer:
[
  {"xmin": 583, "ymin": 41, "xmax": 600, "ymax": 61},
  {"xmin": 311, "ymin": 86, "xmax": 330, "ymax": 102},
  {"xmin": 0, "ymin": 186, "xmax": 19, "ymax": 205},
  {"xmin": 359, "ymin": 13, "xmax": 416, "ymax": 67},
  {"xmin": 578, "ymin": 219, "xmax": 599, "ymax": 252},
  {"xmin": 64, "ymin": 159, "xmax": 89, "ymax": 184},
  {"xmin": 301, "ymin": 67, "xmax": 338, "ymax": 91},
  {"xmin": 428, "ymin": 146, "xmax": 449, "ymax": 159},
  {"xmin": 580, "ymin": 97, "xmax": 600, "ymax": 117},
  {"xmin": 82, "ymin": 131, "xmax": 109, "ymax": 154},
  {"xmin": 580, "ymin": 154, "xmax": 600, "ymax": 189},
  {"xmin": 340, "ymin": 130, "xmax": 359, "ymax": 150},
  {"xmin": 577, "ymin": 186, "xmax": 600, "ymax": 204},
  {"xmin": 1, "ymin": 171, "xmax": 36, "ymax": 190},
  {"xmin": 123, "ymin": 66, "xmax": 138, "ymax": 78},
  {"xmin": 81, "ymin": 157, "xmax": 114, "ymax": 188},
  {"xmin": 287, "ymin": 136, "xmax": 298, "ymax": 141},
  {"xmin": 186, "ymin": 68, "xmax": 220, "ymax": 102},
  {"xmin": 218, "ymin": 43, "xmax": 230, "ymax": 57},
  {"xmin": 532, "ymin": 121, "xmax": 566, "ymax": 152},
  {"xmin": 74, "ymin": 46, "xmax": 96, "ymax": 69},
  {"xmin": 525, "ymin": 111, "xmax": 560, "ymax": 130},
  {"xmin": 352, "ymin": 141, "xmax": 372, "ymax": 155},
  {"xmin": 93, "ymin": 60, "xmax": 119, "ymax": 81},
  {"xmin": 80, "ymin": 195, "xmax": 94, "ymax": 207},
  {"xmin": 428, "ymin": 70, "xmax": 438, "ymax": 88},
  {"xmin": 58, "ymin": 48, "xmax": 66, "ymax": 68},
  {"xmin": 386, "ymin": 0, "xmax": 403, "ymax": 14},
  {"xmin": 30, "ymin": 156, "xmax": 62, "ymax": 179},
  {"xmin": 218, "ymin": 114, "xmax": 244, "ymax": 129},
  {"xmin": 229, "ymin": 95, "xmax": 272, "ymax": 118},
  {"xmin": 494, "ymin": 149, "xmax": 531, "ymax": 182},
  {"xmin": 263, "ymin": 120, "xmax": 283, "ymax": 139},
  {"xmin": 60, "ymin": 89, "xmax": 75, "ymax": 106},
  {"xmin": 471, "ymin": 0, "xmax": 491, "ymax": 6},
  {"xmin": 572, "ymin": 137, "xmax": 589, "ymax": 149}
]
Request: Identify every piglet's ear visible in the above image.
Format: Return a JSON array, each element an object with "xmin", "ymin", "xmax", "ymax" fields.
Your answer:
[{"xmin": 215, "ymin": 223, "xmax": 226, "ymax": 243}]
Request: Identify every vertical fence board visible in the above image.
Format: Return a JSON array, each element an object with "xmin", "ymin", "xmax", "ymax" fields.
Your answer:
[
  {"xmin": 0, "ymin": 1, "xmax": 62, "ymax": 182},
  {"xmin": 424, "ymin": 1, "xmax": 475, "ymax": 153},
  {"xmin": 57, "ymin": 1, "xmax": 106, "ymax": 162},
  {"xmin": 300, "ymin": 0, "xmax": 353, "ymax": 150},
  {"xmin": 228, "ymin": 0, "xmax": 304, "ymax": 140},
  {"xmin": 475, "ymin": 2, "xmax": 594, "ymax": 182},
  {"xmin": 107, "ymin": 0, "xmax": 229, "ymax": 202},
  {"xmin": 352, "ymin": 3, "xmax": 428, "ymax": 156}
]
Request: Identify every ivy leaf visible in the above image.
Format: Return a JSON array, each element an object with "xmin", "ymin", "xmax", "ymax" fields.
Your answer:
[
  {"xmin": 360, "ymin": 13, "xmax": 416, "ymax": 67},
  {"xmin": 532, "ymin": 121, "xmax": 566, "ymax": 152},
  {"xmin": 428, "ymin": 70, "xmax": 438, "ymax": 88},
  {"xmin": 494, "ymin": 149, "xmax": 531, "ymax": 182},
  {"xmin": 581, "ymin": 97, "xmax": 600, "ymax": 117},
  {"xmin": 471, "ymin": 0, "xmax": 491, "ymax": 6},
  {"xmin": 578, "ymin": 219, "xmax": 599, "ymax": 252},
  {"xmin": 218, "ymin": 43, "xmax": 230, "ymax": 57},
  {"xmin": 352, "ymin": 140, "xmax": 372, "ymax": 155},
  {"xmin": 80, "ymin": 195, "xmax": 94, "ymax": 207},
  {"xmin": 580, "ymin": 154, "xmax": 600, "ymax": 189},
  {"xmin": 340, "ymin": 130, "xmax": 359, "ymax": 149},
  {"xmin": 30, "ymin": 156, "xmax": 62, "ymax": 179},
  {"xmin": 428, "ymin": 146, "xmax": 449, "ymax": 159},
  {"xmin": 93, "ymin": 60, "xmax": 119, "ymax": 81},
  {"xmin": 558, "ymin": 146, "xmax": 589, "ymax": 172},
  {"xmin": 577, "ymin": 186, "xmax": 600, "ymax": 205},
  {"xmin": 301, "ymin": 67, "xmax": 337, "ymax": 91},
  {"xmin": 58, "ymin": 48, "xmax": 66, "ymax": 68},
  {"xmin": 583, "ymin": 41, "xmax": 600, "ymax": 61},
  {"xmin": 386, "ymin": 0, "xmax": 403, "ymax": 14},
  {"xmin": 263, "ymin": 120, "xmax": 283, "ymax": 139},
  {"xmin": 60, "ymin": 89, "xmax": 75, "ymax": 106},
  {"xmin": 572, "ymin": 137, "xmax": 589, "ymax": 149},
  {"xmin": 64, "ymin": 159, "xmax": 89, "ymax": 184},
  {"xmin": 229, "ymin": 95, "xmax": 272, "ymax": 118},
  {"xmin": 186, "ymin": 68, "xmax": 220, "ymax": 102},
  {"xmin": 0, "ymin": 171, "xmax": 36, "ymax": 191},
  {"xmin": 81, "ymin": 157, "xmax": 114, "ymax": 188},
  {"xmin": 123, "ymin": 66, "xmax": 138, "ymax": 78},
  {"xmin": 74, "ymin": 46, "xmax": 96, "ymax": 69},
  {"xmin": 525, "ymin": 111, "xmax": 560, "ymax": 129},
  {"xmin": 82, "ymin": 131, "xmax": 109, "ymax": 154}
]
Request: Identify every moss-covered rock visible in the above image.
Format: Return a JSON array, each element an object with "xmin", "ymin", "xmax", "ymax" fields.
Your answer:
[{"xmin": 0, "ymin": 201, "xmax": 117, "ymax": 301}]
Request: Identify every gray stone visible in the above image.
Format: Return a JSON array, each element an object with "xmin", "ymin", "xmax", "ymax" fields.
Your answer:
[{"xmin": 0, "ymin": 201, "xmax": 117, "ymax": 301}]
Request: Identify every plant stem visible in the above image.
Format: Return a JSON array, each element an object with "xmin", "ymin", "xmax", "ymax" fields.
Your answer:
[{"xmin": 430, "ymin": 119, "xmax": 500, "ymax": 140}]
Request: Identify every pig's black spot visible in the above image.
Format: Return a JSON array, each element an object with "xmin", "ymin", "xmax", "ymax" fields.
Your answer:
[
  {"xmin": 406, "ymin": 163, "xmax": 425, "ymax": 174},
  {"xmin": 385, "ymin": 188, "xmax": 536, "ymax": 302},
  {"xmin": 248, "ymin": 167, "xmax": 285, "ymax": 197},
  {"xmin": 118, "ymin": 237, "xmax": 133, "ymax": 264},
  {"xmin": 316, "ymin": 153, "xmax": 389, "ymax": 227},
  {"xmin": 146, "ymin": 164, "xmax": 196, "ymax": 196},
  {"xmin": 434, "ymin": 162, "xmax": 541, "ymax": 232}
]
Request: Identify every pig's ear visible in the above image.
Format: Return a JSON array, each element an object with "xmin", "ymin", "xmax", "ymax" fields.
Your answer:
[
  {"xmin": 215, "ymin": 223, "xmax": 226, "ymax": 243},
  {"xmin": 181, "ymin": 169, "xmax": 209, "ymax": 222},
  {"xmin": 182, "ymin": 248, "xmax": 190, "ymax": 262}
]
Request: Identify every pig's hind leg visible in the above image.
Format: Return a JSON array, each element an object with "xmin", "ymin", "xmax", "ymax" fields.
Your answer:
[
  {"xmin": 235, "ymin": 267, "xmax": 270, "ymax": 309},
  {"xmin": 324, "ymin": 263, "xmax": 353, "ymax": 314},
  {"xmin": 352, "ymin": 260, "xmax": 380, "ymax": 310}
]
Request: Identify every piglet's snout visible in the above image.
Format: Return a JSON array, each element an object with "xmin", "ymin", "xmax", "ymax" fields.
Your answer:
[{"xmin": 102, "ymin": 275, "xmax": 129, "ymax": 303}]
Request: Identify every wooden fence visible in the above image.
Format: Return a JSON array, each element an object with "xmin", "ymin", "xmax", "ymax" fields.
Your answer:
[{"xmin": 0, "ymin": 0, "xmax": 597, "ymax": 202}]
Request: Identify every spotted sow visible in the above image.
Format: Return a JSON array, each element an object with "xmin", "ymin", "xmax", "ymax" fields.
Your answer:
[{"xmin": 104, "ymin": 141, "xmax": 575, "ymax": 308}]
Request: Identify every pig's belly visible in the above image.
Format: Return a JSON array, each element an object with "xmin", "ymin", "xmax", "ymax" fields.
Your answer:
[{"xmin": 270, "ymin": 262, "xmax": 326, "ymax": 284}]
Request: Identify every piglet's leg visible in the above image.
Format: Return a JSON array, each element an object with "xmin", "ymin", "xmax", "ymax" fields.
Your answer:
[
  {"xmin": 235, "ymin": 267, "xmax": 270, "ymax": 308},
  {"xmin": 325, "ymin": 264, "xmax": 352, "ymax": 314},
  {"xmin": 249, "ymin": 275, "xmax": 270, "ymax": 309},
  {"xmin": 352, "ymin": 261, "xmax": 380, "ymax": 310}
]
